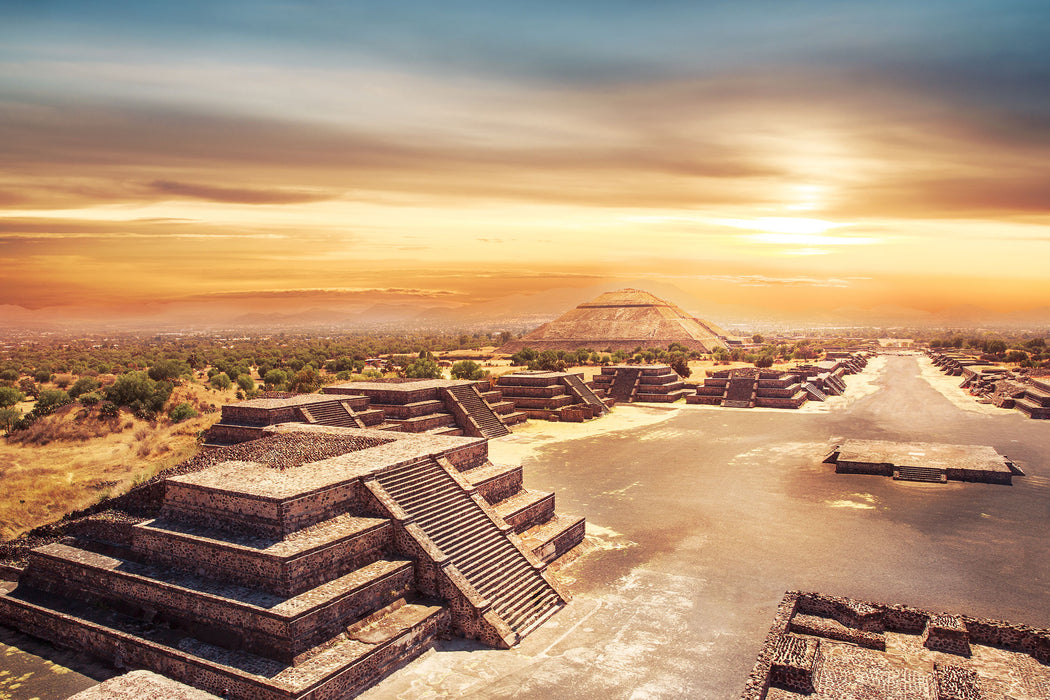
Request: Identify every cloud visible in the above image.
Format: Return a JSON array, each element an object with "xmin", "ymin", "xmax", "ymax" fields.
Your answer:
[{"xmin": 147, "ymin": 180, "xmax": 335, "ymax": 205}]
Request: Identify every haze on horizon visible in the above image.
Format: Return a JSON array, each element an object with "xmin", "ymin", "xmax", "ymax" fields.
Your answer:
[{"xmin": 2, "ymin": 1, "xmax": 1049, "ymax": 329}]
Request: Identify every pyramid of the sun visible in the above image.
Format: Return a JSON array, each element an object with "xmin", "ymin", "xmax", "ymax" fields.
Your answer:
[{"xmin": 499, "ymin": 288, "xmax": 731, "ymax": 353}]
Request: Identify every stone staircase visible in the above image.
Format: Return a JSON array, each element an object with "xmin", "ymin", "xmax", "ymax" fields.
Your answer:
[
  {"xmin": 721, "ymin": 375, "xmax": 757, "ymax": 408},
  {"xmin": 299, "ymin": 401, "xmax": 363, "ymax": 428},
  {"xmin": 802, "ymin": 382, "xmax": 828, "ymax": 402},
  {"xmin": 1016, "ymin": 383, "xmax": 1050, "ymax": 419},
  {"xmin": 607, "ymin": 368, "xmax": 642, "ymax": 402},
  {"xmin": 374, "ymin": 457, "xmax": 561, "ymax": 638},
  {"xmin": 561, "ymin": 373, "xmax": 609, "ymax": 413},
  {"xmin": 444, "ymin": 384, "xmax": 510, "ymax": 439},
  {"xmin": 893, "ymin": 465, "xmax": 946, "ymax": 483}
]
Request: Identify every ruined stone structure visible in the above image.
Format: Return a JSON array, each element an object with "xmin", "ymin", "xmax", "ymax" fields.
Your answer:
[
  {"xmin": 494, "ymin": 371, "xmax": 610, "ymax": 421},
  {"xmin": 743, "ymin": 591, "xmax": 1050, "ymax": 700},
  {"xmin": 498, "ymin": 288, "xmax": 734, "ymax": 354},
  {"xmin": 205, "ymin": 379, "xmax": 527, "ymax": 447},
  {"xmin": 0, "ymin": 424, "xmax": 584, "ymax": 699},
  {"xmin": 688, "ymin": 353, "xmax": 869, "ymax": 409},
  {"xmin": 928, "ymin": 350, "xmax": 1050, "ymax": 420},
  {"xmin": 590, "ymin": 364, "xmax": 691, "ymax": 403},
  {"xmin": 824, "ymin": 439, "xmax": 1022, "ymax": 485}
]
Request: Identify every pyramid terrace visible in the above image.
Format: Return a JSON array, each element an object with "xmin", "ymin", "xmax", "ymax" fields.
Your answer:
[
  {"xmin": 0, "ymin": 423, "xmax": 584, "ymax": 699},
  {"xmin": 824, "ymin": 439, "xmax": 1020, "ymax": 485}
]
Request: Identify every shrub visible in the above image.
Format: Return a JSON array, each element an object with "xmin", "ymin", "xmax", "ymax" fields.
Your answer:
[
  {"xmin": 99, "ymin": 401, "xmax": 119, "ymax": 418},
  {"xmin": 754, "ymin": 355, "xmax": 775, "ymax": 368},
  {"xmin": 19, "ymin": 378, "xmax": 39, "ymax": 398},
  {"xmin": 53, "ymin": 374, "xmax": 74, "ymax": 389},
  {"xmin": 0, "ymin": 386, "xmax": 25, "ymax": 408},
  {"xmin": 450, "ymin": 360, "xmax": 486, "ymax": 380},
  {"xmin": 78, "ymin": 391, "xmax": 102, "ymax": 407},
  {"xmin": 287, "ymin": 366, "xmax": 321, "ymax": 393},
  {"xmin": 148, "ymin": 359, "xmax": 191, "ymax": 382},
  {"xmin": 0, "ymin": 369, "xmax": 18, "ymax": 382},
  {"xmin": 35, "ymin": 388, "xmax": 71, "ymax": 414},
  {"xmin": 33, "ymin": 369, "xmax": 52, "ymax": 383},
  {"xmin": 68, "ymin": 376, "xmax": 100, "ymax": 399},
  {"xmin": 168, "ymin": 402, "xmax": 199, "ymax": 422}
]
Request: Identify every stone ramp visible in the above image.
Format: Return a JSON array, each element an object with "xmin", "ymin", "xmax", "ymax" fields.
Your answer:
[
  {"xmin": 374, "ymin": 457, "xmax": 562, "ymax": 639},
  {"xmin": 561, "ymin": 373, "xmax": 609, "ymax": 413},
  {"xmin": 445, "ymin": 384, "xmax": 511, "ymax": 438}
]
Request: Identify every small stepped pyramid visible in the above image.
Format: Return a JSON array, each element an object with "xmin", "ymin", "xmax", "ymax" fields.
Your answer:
[
  {"xmin": 1016, "ymin": 381, "xmax": 1050, "ymax": 419},
  {"xmin": 894, "ymin": 465, "xmax": 946, "ymax": 483},
  {"xmin": 374, "ymin": 457, "xmax": 562, "ymax": 639},
  {"xmin": 445, "ymin": 384, "xmax": 510, "ymax": 438}
]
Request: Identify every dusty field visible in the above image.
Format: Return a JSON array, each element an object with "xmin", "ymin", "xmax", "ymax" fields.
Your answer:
[{"xmin": 0, "ymin": 382, "xmax": 226, "ymax": 541}]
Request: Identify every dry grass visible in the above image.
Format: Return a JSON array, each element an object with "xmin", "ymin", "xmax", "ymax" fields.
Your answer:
[{"xmin": 0, "ymin": 381, "xmax": 224, "ymax": 541}]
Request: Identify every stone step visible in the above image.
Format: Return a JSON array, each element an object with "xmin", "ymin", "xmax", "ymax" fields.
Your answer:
[
  {"xmin": 894, "ymin": 465, "xmax": 945, "ymax": 483},
  {"xmin": 520, "ymin": 513, "xmax": 587, "ymax": 564},
  {"xmin": 463, "ymin": 462, "xmax": 523, "ymax": 505},
  {"xmin": 494, "ymin": 490, "xmax": 556, "ymax": 533},
  {"xmin": 131, "ymin": 514, "xmax": 392, "ymax": 597},
  {"xmin": 23, "ymin": 543, "xmax": 415, "ymax": 664},
  {"xmin": 1016, "ymin": 398, "xmax": 1050, "ymax": 418},
  {"xmin": 0, "ymin": 582, "xmax": 447, "ymax": 700}
]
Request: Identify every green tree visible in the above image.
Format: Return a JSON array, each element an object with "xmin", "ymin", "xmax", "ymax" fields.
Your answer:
[
  {"xmin": 405, "ymin": 358, "xmax": 442, "ymax": 379},
  {"xmin": 148, "ymin": 359, "xmax": 191, "ymax": 382},
  {"xmin": 19, "ymin": 378, "xmax": 39, "ymax": 398},
  {"xmin": 668, "ymin": 353, "xmax": 691, "ymax": 378},
  {"xmin": 0, "ymin": 369, "xmax": 18, "ymax": 382},
  {"xmin": 263, "ymin": 369, "xmax": 288, "ymax": 391},
  {"xmin": 210, "ymin": 372, "xmax": 232, "ymax": 390},
  {"xmin": 68, "ymin": 376, "xmax": 100, "ymax": 399},
  {"xmin": 0, "ymin": 407, "xmax": 21, "ymax": 433},
  {"xmin": 35, "ymin": 388, "xmax": 71, "ymax": 414},
  {"xmin": 0, "ymin": 386, "xmax": 25, "ymax": 408},
  {"xmin": 451, "ymin": 360, "xmax": 486, "ymax": 380},
  {"xmin": 287, "ymin": 366, "xmax": 321, "ymax": 393},
  {"xmin": 168, "ymin": 402, "xmax": 199, "ymax": 422},
  {"xmin": 33, "ymin": 369, "xmax": 52, "ymax": 383},
  {"xmin": 236, "ymin": 374, "xmax": 256, "ymax": 393}
]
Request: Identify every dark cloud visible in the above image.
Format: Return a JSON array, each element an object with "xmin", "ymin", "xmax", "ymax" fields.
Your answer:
[{"xmin": 147, "ymin": 180, "xmax": 334, "ymax": 204}]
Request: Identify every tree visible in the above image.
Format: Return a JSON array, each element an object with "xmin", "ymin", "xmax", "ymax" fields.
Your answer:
[
  {"xmin": 983, "ymin": 339, "xmax": 1007, "ymax": 355},
  {"xmin": 405, "ymin": 358, "xmax": 442, "ymax": 379},
  {"xmin": 210, "ymin": 372, "xmax": 232, "ymax": 390},
  {"xmin": 668, "ymin": 353, "xmax": 691, "ymax": 378},
  {"xmin": 0, "ymin": 386, "xmax": 25, "ymax": 408},
  {"xmin": 451, "ymin": 360, "xmax": 486, "ymax": 380},
  {"xmin": 34, "ymin": 369, "xmax": 52, "ymax": 383},
  {"xmin": 68, "ymin": 376, "xmax": 100, "ymax": 399},
  {"xmin": 236, "ymin": 374, "xmax": 256, "ymax": 393},
  {"xmin": 754, "ymin": 355, "xmax": 774, "ymax": 368},
  {"xmin": 263, "ymin": 369, "xmax": 288, "ymax": 391},
  {"xmin": 19, "ymin": 378, "xmax": 39, "ymax": 398},
  {"xmin": 752, "ymin": 334, "xmax": 764, "ymax": 344},
  {"xmin": 148, "ymin": 359, "xmax": 190, "ymax": 382},
  {"xmin": 0, "ymin": 369, "xmax": 18, "ymax": 382},
  {"xmin": 287, "ymin": 366, "xmax": 321, "ymax": 393}
]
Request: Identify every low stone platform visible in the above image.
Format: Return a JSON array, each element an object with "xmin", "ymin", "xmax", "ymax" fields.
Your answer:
[
  {"xmin": 824, "ymin": 439, "xmax": 1018, "ymax": 485},
  {"xmin": 743, "ymin": 591, "xmax": 1050, "ymax": 700}
]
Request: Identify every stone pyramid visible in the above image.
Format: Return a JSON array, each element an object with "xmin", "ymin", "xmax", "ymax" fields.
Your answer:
[{"xmin": 499, "ymin": 288, "xmax": 730, "ymax": 354}]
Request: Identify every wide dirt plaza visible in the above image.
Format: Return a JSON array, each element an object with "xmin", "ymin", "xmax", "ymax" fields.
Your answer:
[{"xmin": 3, "ymin": 353, "xmax": 1049, "ymax": 699}]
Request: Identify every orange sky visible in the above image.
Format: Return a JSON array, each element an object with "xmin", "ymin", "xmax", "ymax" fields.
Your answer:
[{"xmin": 2, "ymin": 2, "xmax": 1049, "ymax": 328}]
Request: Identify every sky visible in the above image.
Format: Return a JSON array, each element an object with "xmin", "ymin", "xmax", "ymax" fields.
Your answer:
[{"xmin": 2, "ymin": 0, "xmax": 1049, "ymax": 328}]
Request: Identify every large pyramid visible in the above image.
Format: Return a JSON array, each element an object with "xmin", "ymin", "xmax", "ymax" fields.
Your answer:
[{"xmin": 498, "ymin": 288, "xmax": 732, "ymax": 354}]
